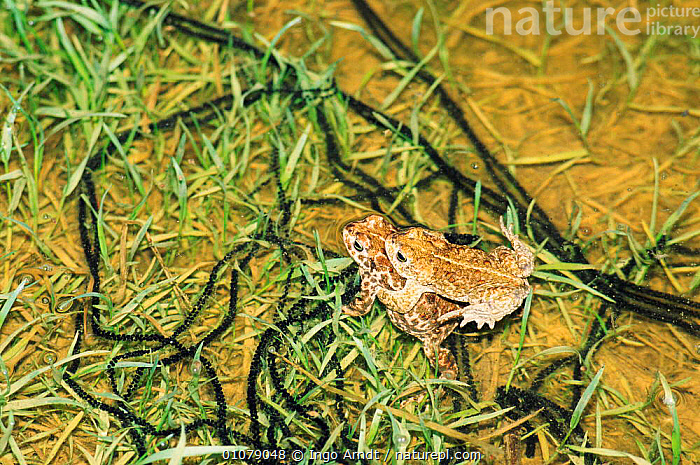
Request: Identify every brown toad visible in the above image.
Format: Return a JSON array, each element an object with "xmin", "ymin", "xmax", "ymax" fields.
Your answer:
[
  {"xmin": 342, "ymin": 214, "xmax": 462, "ymax": 379},
  {"xmin": 378, "ymin": 217, "xmax": 534, "ymax": 330}
]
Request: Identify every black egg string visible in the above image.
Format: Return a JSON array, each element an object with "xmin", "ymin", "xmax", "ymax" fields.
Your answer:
[
  {"xmin": 69, "ymin": 196, "xmax": 259, "ymax": 453},
  {"xmin": 495, "ymin": 385, "xmax": 594, "ymax": 464},
  {"xmin": 245, "ymin": 151, "xmax": 354, "ymax": 457},
  {"xmin": 63, "ymin": 68, "xmax": 353, "ymax": 460},
  {"xmin": 59, "ymin": 0, "xmax": 699, "ymax": 461},
  {"xmin": 70, "ymin": 158, "xmax": 352, "ymax": 460}
]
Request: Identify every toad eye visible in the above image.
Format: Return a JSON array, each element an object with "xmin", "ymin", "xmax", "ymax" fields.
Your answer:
[
  {"xmin": 396, "ymin": 250, "xmax": 407, "ymax": 262},
  {"xmin": 353, "ymin": 240, "xmax": 364, "ymax": 252}
]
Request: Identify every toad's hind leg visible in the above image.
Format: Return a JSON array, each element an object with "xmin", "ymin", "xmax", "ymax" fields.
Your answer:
[
  {"xmin": 398, "ymin": 344, "xmax": 456, "ymax": 408},
  {"xmin": 497, "ymin": 217, "xmax": 534, "ymax": 278},
  {"xmin": 422, "ymin": 342, "xmax": 458, "ymax": 380},
  {"xmin": 438, "ymin": 284, "xmax": 531, "ymax": 329}
]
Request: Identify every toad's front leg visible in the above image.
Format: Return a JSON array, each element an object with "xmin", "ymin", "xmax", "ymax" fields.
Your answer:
[
  {"xmin": 376, "ymin": 279, "xmax": 431, "ymax": 315},
  {"xmin": 343, "ymin": 270, "xmax": 379, "ymax": 316}
]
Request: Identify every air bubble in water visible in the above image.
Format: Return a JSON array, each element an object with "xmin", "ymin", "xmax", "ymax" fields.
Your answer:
[
  {"xmin": 16, "ymin": 274, "xmax": 34, "ymax": 286},
  {"xmin": 190, "ymin": 360, "xmax": 202, "ymax": 375},
  {"xmin": 395, "ymin": 432, "xmax": 410, "ymax": 446}
]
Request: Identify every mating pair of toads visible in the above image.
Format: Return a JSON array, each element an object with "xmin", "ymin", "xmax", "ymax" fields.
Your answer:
[{"xmin": 342, "ymin": 215, "xmax": 535, "ymax": 380}]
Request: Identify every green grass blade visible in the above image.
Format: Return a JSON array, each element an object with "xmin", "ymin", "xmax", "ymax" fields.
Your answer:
[
  {"xmin": 103, "ymin": 122, "xmax": 145, "ymax": 196},
  {"xmin": 410, "ymin": 7, "xmax": 424, "ymax": 55},
  {"xmin": 472, "ymin": 180, "xmax": 481, "ymax": 234},
  {"xmin": 380, "ymin": 42, "xmax": 438, "ymax": 110},
  {"xmin": 128, "ymin": 215, "xmax": 154, "ymax": 263},
  {"xmin": 658, "ymin": 373, "xmax": 682, "ymax": 465},
  {"xmin": 580, "ymin": 79, "xmax": 595, "ymax": 136},
  {"xmin": 505, "ymin": 289, "xmax": 533, "ymax": 390},
  {"xmin": 531, "ymin": 271, "xmax": 614, "ymax": 302},
  {"xmin": 0, "ymin": 215, "xmax": 55, "ymax": 260},
  {"xmin": 0, "ymin": 277, "xmax": 27, "ymax": 330},
  {"xmin": 330, "ymin": 21, "xmax": 395, "ymax": 60},
  {"xmin": 55, "ymin": 17, "xmax": 91, "ymax": 88},
  {"xmin": 281, "ymin": 123, "xmax": 311, "ymax": 186},
  {"xmin": 658, "ymin": 190, "xmax": 700, "ymax": 238},
  {"xmin": 63, "ymin": 149, "xmax": 92, "ymax": 199},
  {"xmin": 170, "ymin": 156, "xmax": 189, "ymax": 230},
  {"xmin": 655, "ymin": 429, "xmax": 667, "ymax": 465},
  {"xmin": 606, "ymin": 26, "xmax": 638, "ymax": 93},
  {"xmin": 567, "ymin": 446, "xmax": 652, "ymax": 465},
  {"xmin": 570, "ymin": 365, "xmax": 604, "ymax": 431},
  {"xmin": 260, "ymin": 16, "xmax": 301, "ymax": 72},
  {"xmin": 0, "ymin": 84, "xmax": 28, "ymax": 164},
  {"xmin": 37, "ymin": 1, "xmax": 111, "ymax": 30},
  {"xmin": 650, "ymin": 158, "xmax": 659, "ymax": 235},
  {"xmin": 552, "ymin": 97, "xmax": 582, "ymax": 136}
]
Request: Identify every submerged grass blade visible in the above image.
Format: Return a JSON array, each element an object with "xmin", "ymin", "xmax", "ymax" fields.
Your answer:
[
  {"xmin": 505, "ymin": 289, "xmax": 533, "ymax": 390},
  {"xmin": 570, "ymin": 365, "xmax": 604, "ymax": 431},
  {"xmin": 281, "ymin": 123, "xmax": 311, "ymax": 186},
  {"xmin": 580, "ymin": 79, "xmax": 595, "ymax": 136},
  {"xmin": 472, "ymin": 180, "xmax": 481, "ymax": 234},
  {"xmin": 658, "ymin": 373, "xmax": 682, "ymax": 465},
  {"xmin": 532, "ymin": 271, "xmax": 614, "ymax": 302},
  {"xmin": 330, "ymin": 21, "xmax": 395, "ymax": 60},
  {"xmin": 566, "ymin": 446, "xmax": 652, "ymax": 465},
  {"xmin": 380, "ymin": 42, "xmax": 438, "ymax": 110},
  {"xmin": 0, "ymin": 277, "xmax": 27, "ymax": 330},
  {"xmin": 606, "ymin": 26, "xmax": 639, "ymax": 93},
  {"xmin": 0, "ymin": 214, "xmax": 55, "ymax": 260},
  {"xmin": 650, "ymin": 158, "xmax": 660, "ymax": 235},
  {"xmin": 658, "ymin": 190, "xmax": 700, "ymax": 239}
]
